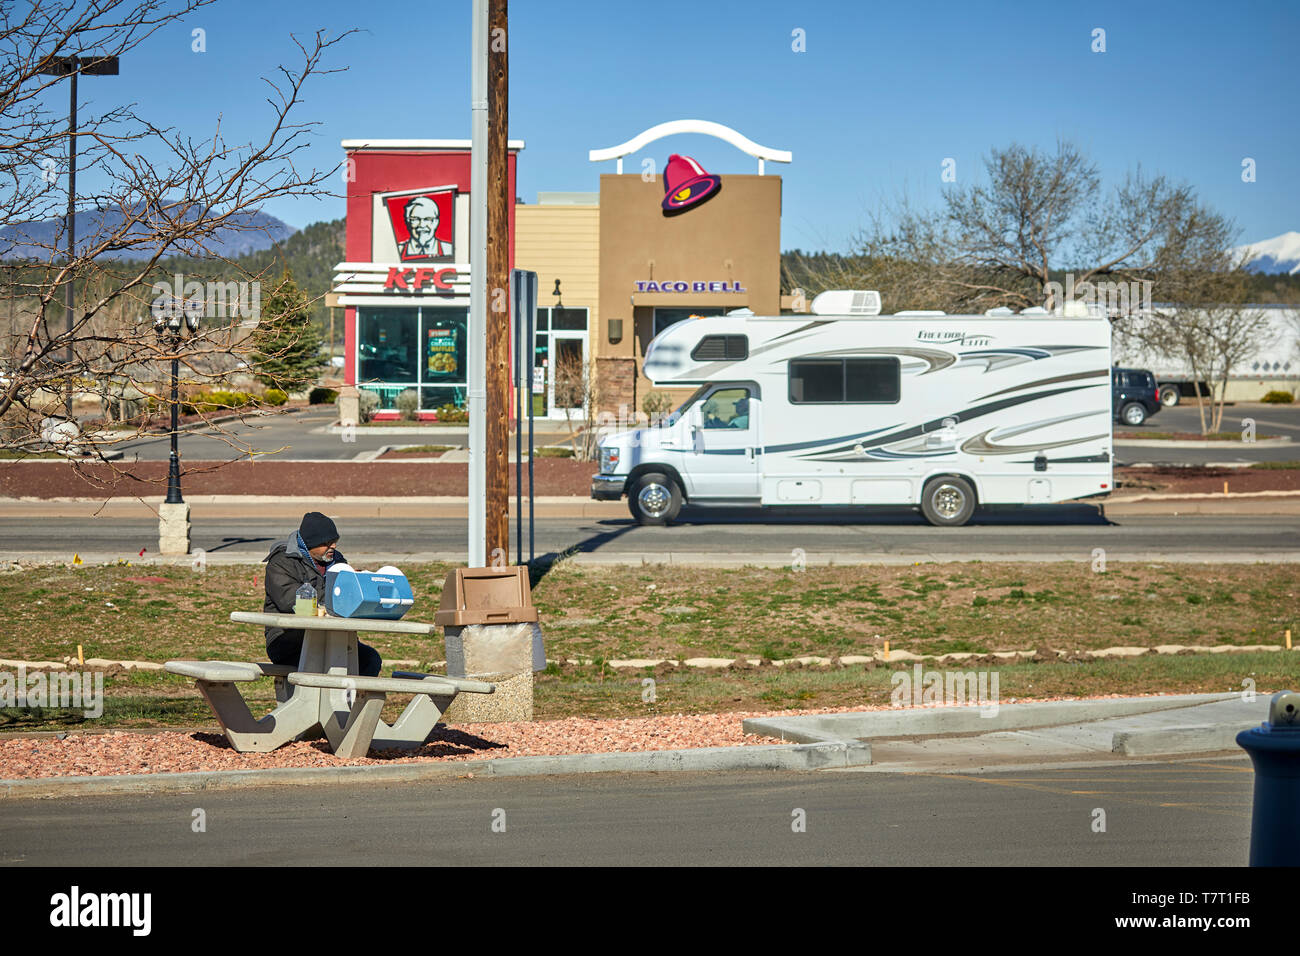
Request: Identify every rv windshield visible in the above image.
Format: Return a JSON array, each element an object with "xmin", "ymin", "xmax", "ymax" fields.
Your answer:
[{"xmin": 656, "ymin": 385, "xmax": 709, "ymax": 425}]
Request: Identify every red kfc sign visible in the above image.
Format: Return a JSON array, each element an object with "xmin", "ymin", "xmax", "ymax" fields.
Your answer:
[
  {"xmin": 384, "ymin": 266, "xmax": 459, "ymax": 293},
  {"xmin": 385, "ymin": 188, "xmax": 455, "ymax": 262}
]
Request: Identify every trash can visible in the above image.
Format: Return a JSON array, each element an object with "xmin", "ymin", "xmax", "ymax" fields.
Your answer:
[
  {"xmin": 436, "ymin": 567, "xmax": 544, "ymax": 723},
  {"xmin": 1235, "ymin": 690, "xmax": 1300, "ymax": 866}
]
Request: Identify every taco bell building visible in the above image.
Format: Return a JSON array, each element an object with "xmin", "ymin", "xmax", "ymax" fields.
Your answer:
[{"xmin": 332, "ymin": 123, "xmax": 795, "ymax": 420}]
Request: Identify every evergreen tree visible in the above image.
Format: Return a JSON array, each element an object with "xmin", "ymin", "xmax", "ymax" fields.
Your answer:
[{"xmin": 251, "ymin": 269, "xmax": 325, "ymax": 390}]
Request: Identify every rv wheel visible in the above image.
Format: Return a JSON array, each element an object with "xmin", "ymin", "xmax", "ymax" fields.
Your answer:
[
  {"xmin": 921, "ymin": 476, "xmax": 976, "ymax": 527},
  {"xmin": 629, "ymin": 472, "xmax": 682, "ymax": 525},
  {"xmin": 1159, "ymin": 385, "xmax": 1180, "ymax": 407}
]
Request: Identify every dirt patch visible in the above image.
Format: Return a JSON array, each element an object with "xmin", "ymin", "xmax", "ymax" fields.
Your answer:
[
  {"xmin": 0, "ymin": 459, "xmax": 598, "ymax": 498},
  {"xmin": 1115, "ymin": 465, "xmax": 1300, "ymax": 495}
]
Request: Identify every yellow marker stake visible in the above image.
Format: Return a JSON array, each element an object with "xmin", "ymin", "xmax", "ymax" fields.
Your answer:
[
  {"xmin": 883, "ymin": 641, "xmax": 890, "ymax": 661},
  {"xmin": 1287, "ymin": 629, "xmax": 1293, "ymax": 651},
  {"xmin": 1223, "ymin": 481, "xmax": 1229, "ymax": 494},
  {"xmin": 77, "ymin": 644, "xmax": 84, "ymax": 666}
]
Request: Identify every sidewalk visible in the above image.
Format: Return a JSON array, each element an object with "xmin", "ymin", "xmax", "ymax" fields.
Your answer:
[{"xmin": 745, "ymin": 692, "xmax": 1274, "ymax": 773}]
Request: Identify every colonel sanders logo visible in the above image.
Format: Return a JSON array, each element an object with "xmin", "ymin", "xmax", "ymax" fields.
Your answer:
[{"xmin": 386, "ymin": 189, "xmax": 454, "ymax": 262}]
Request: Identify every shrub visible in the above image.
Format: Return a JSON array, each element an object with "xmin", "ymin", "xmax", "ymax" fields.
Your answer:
[
  {"xmin": 435, "ymin": 402, "xmax": 468, "ymax": 423},
  {"xmin": 263, "ymin": 388, "xmax": 288, "ymax": 406},
  {"xmin": 357, "ymin": 389, "xmax": 380, "ymax": 423},
  {"xmin": 309, "ymin": 387, "xmax": 339, "ymax": 405},
  {"xmin": 395, "ymin": 388, "xmax": 420, "ymax": 420},
  {"xmin": 642, "ymin": 390, "xmax": 673, "ymax": 421},
  {"xmin": 1261, "ymin": 390, "xmax": 1294, "ymax": 404}
]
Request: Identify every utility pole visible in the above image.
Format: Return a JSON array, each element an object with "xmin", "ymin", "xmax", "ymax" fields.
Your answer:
[{"xmin": 485, "ymin": 0, "xmax": 510, "ymax": 565}]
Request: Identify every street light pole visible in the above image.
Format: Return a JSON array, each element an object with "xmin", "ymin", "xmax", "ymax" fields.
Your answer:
[
  {"xmin": 155, "ymin": 296, "xmax": 201, "ymax": 505},
  {"xmin": 64, "ymin": 66, "xmax": 76, "ymax": 420},
  {"xmin": 36, "ymin": 54, "xmax": 119, "ymax": 421}
]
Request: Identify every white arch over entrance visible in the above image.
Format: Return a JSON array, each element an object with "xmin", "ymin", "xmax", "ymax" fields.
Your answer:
[{"xmin": 588, "ymin": 119, "xmax": 793, "ymax": 175}]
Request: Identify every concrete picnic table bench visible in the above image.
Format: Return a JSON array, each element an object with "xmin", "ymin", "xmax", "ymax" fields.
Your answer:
[{"xmin": 164, "ymin": 611, "xmax": 494, "ymax": 757}]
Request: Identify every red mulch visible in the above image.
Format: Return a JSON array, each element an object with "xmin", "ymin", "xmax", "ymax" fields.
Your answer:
[{"xmin": 0, "ymin": 459, "xmax": 597, "ymax": 498}]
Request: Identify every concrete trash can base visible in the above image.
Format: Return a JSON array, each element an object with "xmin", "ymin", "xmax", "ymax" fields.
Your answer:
[{"xmin": 442, "ymin": 622, "xmax": 545, "ymax": 723}]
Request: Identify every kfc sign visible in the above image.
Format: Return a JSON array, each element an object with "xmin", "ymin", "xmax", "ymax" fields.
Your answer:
[
  {"xmin": 384, "ymin": 266, "xmax": 459, "ymax": 293},
  {"xmin": 385, "ymin": 187, "xmax": 455, "ymax": 262}
]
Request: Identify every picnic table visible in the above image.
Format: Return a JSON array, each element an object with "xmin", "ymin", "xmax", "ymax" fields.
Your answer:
[{"xmin": 164, "ymin": 611, "xmax": 495, "ymax": 757}]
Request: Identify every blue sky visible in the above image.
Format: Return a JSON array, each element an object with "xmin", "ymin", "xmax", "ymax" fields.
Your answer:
[{"xmin": 49, "ymin": 0, "xmax": 1300, "ymax": 252}]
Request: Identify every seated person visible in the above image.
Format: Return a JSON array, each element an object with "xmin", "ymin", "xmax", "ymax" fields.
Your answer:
[
  {"xmin": 263, "ymin": 512, "xmax": 382, "ymax": 677},
  {"xmin": 730, "ymin": 396, "xmax": 749, "ymax": 429}
]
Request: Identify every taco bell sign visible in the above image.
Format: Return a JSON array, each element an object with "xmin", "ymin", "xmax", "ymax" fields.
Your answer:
[{"xmin": 634, "ymin": 280, "xmax": 746, "ymax": 293}]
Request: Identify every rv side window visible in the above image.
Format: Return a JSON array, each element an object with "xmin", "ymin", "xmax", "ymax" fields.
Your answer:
[
  {"xmin": 690, "ymin": 335, "xmax": 749, "ymax": 362},
  {"xmin": 789, "ymin": 357, "xmax": 900, "ymax": 404}
]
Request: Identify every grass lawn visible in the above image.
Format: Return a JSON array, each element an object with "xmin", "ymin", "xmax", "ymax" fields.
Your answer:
[{"xmin": 1, "ymin": 560, "xmax": 1294, "ymax": 730}]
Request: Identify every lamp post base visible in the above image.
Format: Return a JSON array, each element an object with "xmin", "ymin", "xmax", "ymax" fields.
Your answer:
[{"xmin": 158, "ymin": 501, "xmax": 192, "ymax": 556}]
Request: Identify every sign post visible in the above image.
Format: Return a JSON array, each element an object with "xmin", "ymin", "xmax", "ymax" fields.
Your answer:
[{"xmin": 468, "ymin": 0, "xmax": 488, "ymax": 567}]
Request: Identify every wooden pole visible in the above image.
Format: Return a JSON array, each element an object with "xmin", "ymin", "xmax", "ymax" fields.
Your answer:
[{"xmin": 485, "ymin": 0, "xmax": 510, "ymax": 565}]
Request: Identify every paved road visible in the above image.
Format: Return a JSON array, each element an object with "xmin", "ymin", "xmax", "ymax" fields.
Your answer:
[
  {"xmin": 4, "ymin": 512, "xmax": 1296, "ymax": 561},
  {"xmin": 110, "ymin": 406, "xmax": 573, "ymax": 462},
  {"xmin": 1120, "ymin": 404, "xmax": 1300, "ymax": 465},
  {"xmin": 0, "ymin": 759, "xmax": 1254, "ymax": 866},
  {"xmin": 104, "ymin": 403, "xmax": 1300, "ymax": 464}
]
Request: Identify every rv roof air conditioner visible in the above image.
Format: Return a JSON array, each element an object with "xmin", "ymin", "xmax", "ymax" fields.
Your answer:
[{"xmin": 810, "ymin": 290, "xmax": 882, "ymax": 317}]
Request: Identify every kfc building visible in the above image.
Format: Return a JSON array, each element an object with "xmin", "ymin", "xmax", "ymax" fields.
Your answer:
[
  {"xmin": 333, "ymin": 123, "xmax": 793, "ymax": 420},
  {"xmin": 332, "ymin": 139, "xmax": 522, "ymax": 417}
]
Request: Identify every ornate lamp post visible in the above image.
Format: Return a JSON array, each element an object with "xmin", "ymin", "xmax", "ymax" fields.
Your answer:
[
  {"xmin": 153, "ymin": 295, "xmax": 202, "ymax": 504},
  {"xmin": 153, "ymin": 295, "xmax": 201, "ymax": 556}
]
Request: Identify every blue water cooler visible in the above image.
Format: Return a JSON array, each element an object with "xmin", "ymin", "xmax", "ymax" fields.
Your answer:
[{"xmin": 324, "ymin": 564, "xmax": 415, "ymax": 620}]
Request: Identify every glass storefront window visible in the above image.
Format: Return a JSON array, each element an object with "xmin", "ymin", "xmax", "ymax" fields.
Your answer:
[
  {"xmin": 358, "ymin": 308, "xmax": 418, "ymax": 384},
  {"xmin": 551, "ymin": 306, "xmax": 587, "ymax": 331},
  {"xmin": 422, "ymin": 309, "xmax": 467, "ymax": 387},
  {"xmin": 653, "ymin": 307, "xmax": 724, "ymax": 338},
  {"xmin": 357, "ymin": 306, "xmax": 469, "ymax": 409}
]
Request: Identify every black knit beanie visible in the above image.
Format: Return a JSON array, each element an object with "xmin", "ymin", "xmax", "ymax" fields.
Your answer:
[{"xmin": 299, "ymin": 512, "xmax": 339, "ymax": 549}]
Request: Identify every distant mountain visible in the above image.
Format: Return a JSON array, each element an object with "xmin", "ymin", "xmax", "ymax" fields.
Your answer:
[
  {"xmin": 1236, "ymin": 231, "xmax": 1300, "ymax": 275},
  {"xmin": 0, "ymin": 201, "xmax": 296, "ymax": 261}
]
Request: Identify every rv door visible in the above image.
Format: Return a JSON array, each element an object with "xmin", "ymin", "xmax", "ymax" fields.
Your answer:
[{"xmin": 680, "ymin": 384, "xmax": 761, "ymax": 501}]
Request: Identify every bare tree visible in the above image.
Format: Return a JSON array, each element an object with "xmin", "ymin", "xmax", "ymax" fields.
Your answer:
[
  {"xmin": 551, "ymin": 350, "xmax": 602, "ymax": 461},
  {"xmin": 0, "ymin": 0, "xmax": 352, "ymax": 467},
  {"xmin": 1119, "ymin": 264, "xmax": 1271, "ymax": 433},
  {"xmin": 789, "ymin": 141, "xmax": 1241, "ymax": 318}
]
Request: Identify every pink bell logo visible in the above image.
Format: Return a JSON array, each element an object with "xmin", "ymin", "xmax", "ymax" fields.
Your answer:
[{"xmin": 661, "ymin": 153, "xmax": 722, "ymax": 215}]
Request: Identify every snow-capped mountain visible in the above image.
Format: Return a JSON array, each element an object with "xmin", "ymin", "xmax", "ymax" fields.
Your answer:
[{"xmin": 1236, "ymin": 231, "xmax": 1300, "ymax": 275}]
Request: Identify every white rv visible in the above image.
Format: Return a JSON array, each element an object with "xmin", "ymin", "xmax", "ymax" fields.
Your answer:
[{"xmin": 591, "ymin": 292, "xmax": 1114, "ymax": 527}]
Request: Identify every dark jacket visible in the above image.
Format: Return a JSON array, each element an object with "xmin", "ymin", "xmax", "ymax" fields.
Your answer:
[{"xmin": 263, "ymin": 533, "xmax": 346, "ymax": 649}]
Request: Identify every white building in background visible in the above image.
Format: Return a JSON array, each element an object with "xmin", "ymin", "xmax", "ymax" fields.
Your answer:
[{"xmin": 1111, "ymin": 305, "xmax": 1299, "ymax": 404}]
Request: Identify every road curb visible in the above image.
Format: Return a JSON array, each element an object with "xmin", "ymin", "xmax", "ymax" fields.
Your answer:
[{"xmin": 0, "ymin": 740, "xmax": 871, "ymax": 800}]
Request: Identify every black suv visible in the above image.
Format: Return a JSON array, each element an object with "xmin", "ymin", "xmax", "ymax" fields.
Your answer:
[{"xmin": 1112, "ymin": 368, "xmax": 1161, "ymax": 426}]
